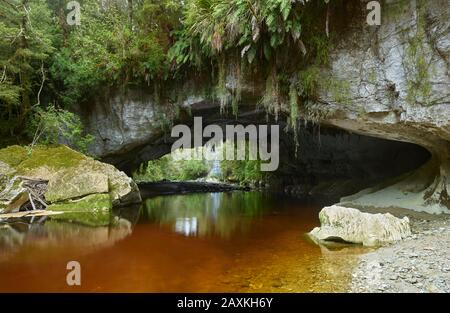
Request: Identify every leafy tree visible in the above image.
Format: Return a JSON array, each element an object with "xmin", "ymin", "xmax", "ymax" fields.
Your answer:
[
  {"xmin": 220, "ymin": 141, "xmax": 264, "ymax": 186},
  {"xmin": 26, "ymin": 105, "xmax": 94, "ymax": 154},
  {"xmin": 134, "ymin": 153, "xmax": 211, "ymax": 182},
  {"xmin": 51, "ymin": 0, "xmax": 183, "ymax": 106},
  {"xmin": 0, "ymin": 0, "xmax": 339, "ymax": 151},
  {"xmin": 0, "ymin": 0, "xmax": 56, "ymax": 139}
]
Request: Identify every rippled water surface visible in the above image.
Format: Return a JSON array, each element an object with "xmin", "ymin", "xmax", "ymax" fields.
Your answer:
[{"xmin": 0, "ymin": 191, "xmax": 367, "ymax": 292}]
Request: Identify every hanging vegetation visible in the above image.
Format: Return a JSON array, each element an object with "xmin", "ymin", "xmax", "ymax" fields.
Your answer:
[
  {"xmin": 0, "ymin": 0, "xmax": 340, "ymax": 148},
  {"xmin": 170, "ymin": 0, "xmax": 336, "ymax": 133}
]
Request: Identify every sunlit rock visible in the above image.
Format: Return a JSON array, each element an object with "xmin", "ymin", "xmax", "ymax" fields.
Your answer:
[
  {"xmin": 309, "ymin": 205, "xmax": 411, "ymax": 246},
  {"xmin": 45, "ymin": 171, "xmax": 109, "ymax": 203},
  {"xmin": 0, "ymin": 179, "xmax": 28, "ymax": 214}
]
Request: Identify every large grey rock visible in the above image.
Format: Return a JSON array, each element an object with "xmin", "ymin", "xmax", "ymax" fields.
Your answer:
[
  {"xmin": 309, "ymin": 205, "xmax": 412, "ymax": 246},
  {"xmin": 45, "ymin": 170, "xmax": 109, "ymax": 203},
  {"xmin": 45, "ymin": 158, "xmax": 141, "ymax": 206},
  {"xmin": 0, "ymin": 145, "xmax": 141, "ymax": 212}
]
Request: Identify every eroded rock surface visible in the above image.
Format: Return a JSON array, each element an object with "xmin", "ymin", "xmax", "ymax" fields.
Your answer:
[{"xmin": 309, "ymin": 205, "xmax": 412, "ymax": 246}]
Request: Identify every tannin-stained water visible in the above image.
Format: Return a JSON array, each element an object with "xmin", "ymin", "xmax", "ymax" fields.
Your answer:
[{"xmin": 0, "ymin": 191, "xmax": 368, "ymax": 292}]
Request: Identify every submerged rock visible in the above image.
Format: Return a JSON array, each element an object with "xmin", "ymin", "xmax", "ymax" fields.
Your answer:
[{"xmin": 309, "ymin": 205, "xmax": 411, "ymax": 246}]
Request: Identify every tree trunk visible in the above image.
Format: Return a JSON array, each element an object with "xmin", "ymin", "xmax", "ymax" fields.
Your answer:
[
  {"xmin": 127, "ymin": 0, "xmax": 133, "ymax": 31},
  {"xmin": 19, "ymin": 0, "xmax": 31, "ymax": 129}
]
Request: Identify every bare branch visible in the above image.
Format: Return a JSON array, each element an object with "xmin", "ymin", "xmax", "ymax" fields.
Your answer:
[
  {"xmin": 10, "ymin": 26, "xmax": 23, "ymax": 45},
  {"xmin": 28, "ymin": 192, "xmax": 37, "ymax": 210},
  {"xmin": 0, "ymin": 66, "xmax": 6, "ymax": 83},
  {"xmin": 36, "ymin": 61, "xmax": 45, "ymax": 106}
]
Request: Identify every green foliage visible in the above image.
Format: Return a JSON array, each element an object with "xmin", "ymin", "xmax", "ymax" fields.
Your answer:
[
  {"xmin": 0, "ymin": 0, "xmax": 347, "ymax": 150},
  {"xmin": 309, "ymin": 34, "xmax": 330, "ymax": 66},
  {"xmin": 404, "ymin": 0, "xmax": 433, "ymax": 106},
  {"xmin": 134, "ymin": 154, "xmax": 211, "ymax": 182},
  {"xmin": 298, "ymin": 66, "xmax": 321, "ymax": 99},
  {"xmin": 221, "ymin": 158, "xmax": 263, "ymax": 185},
  {"xmin": 51, "ymin": 0, "xmax": 183, "ymax": 106},
  {"xmin": 220, "ymin": 141, "xmax": 265, "ymax": 186},
  {"xmin": 0, "ymin": 0, "xmax": 56, "ymax": 139},
  {"xmin": 26, "ymin": 105, "xmax": 94, "ymax": 154},
  {"xmin": 179, "ymin": 159, "xmax": 211, "ymax": 180},
  {"xmin": 170, "ymin": 0, "xmax": 332, "ymax": 122},
  {"xmin": 0, "ymin": 0, "xmax": 184, "ymax": 147},
  {"xmin": 259, "ymin": 68, "xmax": 284, "ymax": 121},
  {"xmin": 181, "ymin": 0, "xmax": 307, "ymax": 59}
]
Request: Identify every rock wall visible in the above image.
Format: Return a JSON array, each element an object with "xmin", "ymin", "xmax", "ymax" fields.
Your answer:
[
  {"xmin": 79, "ymin": 1, "xmax": 449, "ymax": 213},
  {"xmin": 315, "ymin": 0, "xmax": 450, "ymax": 213}
]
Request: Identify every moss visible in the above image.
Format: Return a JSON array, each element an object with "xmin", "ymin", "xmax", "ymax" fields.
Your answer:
[
  {"xmin": 319, "ymin": 210, "xmax": 329, "ymax": 225},
  {"xmin": 47, "ymin": 193, "xmax": 112, "ymax": 227},
  {"xmin": 0, "ymin": 145, "xmax": 28, "ymax": 167},
  {"xmin": 294, "ymin": 65, "xmax": 351, "ymax": 109},
  {"xmin": 383, "ymin": 0, "xmax": 411, "ymax": 20},
  {"xmin": 403, "ymin": 0, "xmax": 434, "ymax": 106},
  {"xmin": 298, "ymin": 66, "xmax": 321, "ymax": 99},
  {"xmin": 16, "ymin": 145, "xmax": 86, "ymax": 172},
  {"xmin": 259, "ymin": 69, "xmax": 283, "ymax": 121},
  {"xmin": 326, "ymin": 78, "xmax": 351, "ymax": 105},
  {"xmin": 216, "ymin": 58, "xmax": 231, "ymax": 114},
  {"xmin": 47, "ymin": 193, "xmax": 112, "ymax": 212},
  {"xmin": 289, "ymin": 83, "xmax": 300, "ymax": 128},
  {"xmin": 310, "ymin": 34, "xmax": 330, "ymax": 66},
  {"xmin": 0, "ymin": 145, "xmax": 86, "ymax": 172},
  {"xmin": 367, "ymin": 69, "xmax": 377, "ymax": 85}
]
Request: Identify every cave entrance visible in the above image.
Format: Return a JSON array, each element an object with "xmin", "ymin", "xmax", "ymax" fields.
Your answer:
[
  {"xmin": 277, "ymin": 124, "xmax": 432, "ymax": 203},
  {"xmin": 132, "ymin": 123, "xmax": 431, "ymax": 204}
]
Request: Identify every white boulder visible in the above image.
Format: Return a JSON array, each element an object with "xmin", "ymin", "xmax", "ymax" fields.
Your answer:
[{"xmin": 309, "ymin": 205, "xmax": 411, "ymax": 246}]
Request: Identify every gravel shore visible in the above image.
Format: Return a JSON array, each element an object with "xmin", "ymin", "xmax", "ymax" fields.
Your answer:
[{"xmin": 350, "ymin": 211, "xmax": 450, "ymax": 293}]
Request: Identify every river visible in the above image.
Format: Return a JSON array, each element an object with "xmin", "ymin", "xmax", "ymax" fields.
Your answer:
[{"xmin": 0, "ymin": 191, "xmax": 368, "ymax": 292}]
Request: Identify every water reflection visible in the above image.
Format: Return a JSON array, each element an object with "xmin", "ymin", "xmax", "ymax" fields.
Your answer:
[
  {"xmin": 0, "ymin": 205, "xmax": 141, "ymax": 262},
  {"xmin": 175, "ymin": 217, "xmax": 198, "ymax": 236},
  {"xmin": 0, "ymin": 191, "xmax": 369, "ymax": 292},
  {"xmin": 142, "ymin": 192, "xmax": 270, "ymax": 238}
]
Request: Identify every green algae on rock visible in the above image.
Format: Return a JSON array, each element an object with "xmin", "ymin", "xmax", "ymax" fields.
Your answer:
[
  {"xmin": 0, "ymin": 145, "xmax": 141, "ymax": 215},
  {"xmin": 47, "ymin": 194, "xmax": 112, "ymax": 227},
  {"xmin": 45, "ymin": 171, "xmax": 109, "ymax": 203}
]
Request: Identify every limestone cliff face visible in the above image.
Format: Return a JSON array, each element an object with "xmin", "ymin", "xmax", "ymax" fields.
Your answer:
[
  {"xmin": 79, "ymin": 1, "xmax": 449, "ymax": 213},
  {"xmin": 319, "ymin": 0, "xmax": 449, "ymax": 160},
  {"xmin": 315, "ymin": 0, "xmax": 450, "ymax": 213}
]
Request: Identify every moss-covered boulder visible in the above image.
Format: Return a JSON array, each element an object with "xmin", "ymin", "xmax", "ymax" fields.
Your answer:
[
  {"xmin": 0, "ymin": 145, "xmax": 141, "ymax": 215},
  {"xmin": 45, "ymin": 171, "xmax": 109, "ymax": 203}
]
